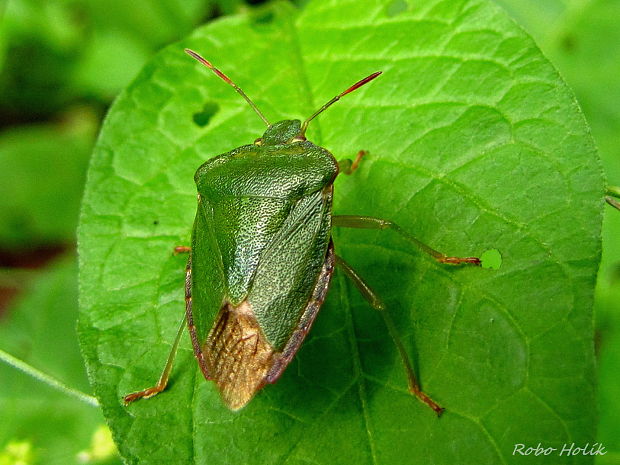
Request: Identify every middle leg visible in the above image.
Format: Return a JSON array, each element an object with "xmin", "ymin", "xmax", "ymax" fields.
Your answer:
[{"xmin": 333, "ymin": 215, "xmax": 480, "ymax": 266}]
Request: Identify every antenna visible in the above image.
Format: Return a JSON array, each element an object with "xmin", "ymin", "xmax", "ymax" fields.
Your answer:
[
  {"xmin": 300, "ymin": 71, "xmax": 382, "ymax": 136},
  {"xmin": 185, "ymin": 48, "xmax": 271, "ymax": 127}
]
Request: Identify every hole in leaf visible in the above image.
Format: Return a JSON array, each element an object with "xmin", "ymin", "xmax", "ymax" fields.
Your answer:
[
  {"xmin": 192, "ymin": 102, "xmax": 219, "ymax": 127},
  {"xmin": 480, "ymin": 248, "xmax": 502, "ymax": 269},
  {"xmin": 561, "ymin": 34, "xmax": 577, "ymax": 52},
  {"xmin": 386, "ymin": 0, "xmax": 408, "ymax": 17}
]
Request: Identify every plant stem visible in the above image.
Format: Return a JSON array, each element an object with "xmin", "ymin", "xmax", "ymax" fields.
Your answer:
[
  {"xmin": 606, "ymin": 186, "xmax": 620, "ymax": 199},
  {"xmin": 0, "ymin": 348, "xmax": 99, "ymax": 408}
]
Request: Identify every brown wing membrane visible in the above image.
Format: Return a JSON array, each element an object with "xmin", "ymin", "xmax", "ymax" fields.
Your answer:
[
  {"xmin": 204, "ymin": 301, "xmax": 275, "ymax": 410},
  {"xmin": 199, "ymin": 242, "xmax": 335, "ymax": 410}
]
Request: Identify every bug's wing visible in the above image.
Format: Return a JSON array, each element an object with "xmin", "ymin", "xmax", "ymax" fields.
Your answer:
[
  {"xmin": 202, "ymin": 187, "xmax": 335, "ymax": 410},
  {"xmin": 247, "ymin": 187, "xmax": 333, "ymax": 349},
  {"xmin": 203, "ymin": 243, "xmax": 334, "ymax": 410},
  {"xmin": 265, "ymin": 241, "xmax": 334, "ymax": 383},
  {"xmin": 203, "ymin": 301, "xmax": 276, "ymax": 410}
]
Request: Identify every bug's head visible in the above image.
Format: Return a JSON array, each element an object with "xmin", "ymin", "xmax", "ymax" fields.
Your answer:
[{"xmin": 255, "ymin": 120, "xmax": 305, "ymax": 146}]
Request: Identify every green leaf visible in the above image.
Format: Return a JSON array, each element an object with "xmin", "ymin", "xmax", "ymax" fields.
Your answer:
[
  {"xmin": 0, "ymin": 255, "xmax": 121, "ymax": 465},
  {"xmin": 78, "ymin": 0, "xmax": 603, "ymax": 463},
  {"xmin": 491, "ymin": 0, "xmax": 620, "ymax": 458}
]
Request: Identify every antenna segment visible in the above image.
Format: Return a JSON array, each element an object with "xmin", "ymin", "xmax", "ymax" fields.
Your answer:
[
  {"xmin": 185, "ymin": 48, "xmax": 271, "ymax": 127},
  {"xmin": 300, "ymin": 71, "xmax": 382, "ymax": 135}
]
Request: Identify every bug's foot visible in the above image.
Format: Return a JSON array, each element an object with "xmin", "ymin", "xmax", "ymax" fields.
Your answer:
[
  {"xmin": 410, "ymin": 387, "xmax": 445, "ymax": 417},
  {"xmin": 349, "ymin": 150, "xmax": 367, "ymax": 174},
  {"xmin": 430, "ymin": 404, "xmax": 446, "ymax": 417},
  {"xmin": 123, "ymin": 386, "xmax": 163, "ymax": 405},
  {"xmin": 439, "ymin": 256, "xmax": 481, "ymax": 266}
]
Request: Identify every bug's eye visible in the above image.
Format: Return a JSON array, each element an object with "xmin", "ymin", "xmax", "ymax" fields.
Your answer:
[
  {"xmin": 291, "ymin": 136, "xmax": 306, "ymax": 142},
  {"xmin": 254, "ymin": 138, "xmax": 263, "ymax": 145}
]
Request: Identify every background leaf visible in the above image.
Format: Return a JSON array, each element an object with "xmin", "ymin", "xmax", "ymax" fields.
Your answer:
[
  {"xmin": 78, "ymin": 0, "xmax": 603, "ymax": 463},
  {"xmin": 0, "ymin": 255, "xmax": 120, "ymax": 465},
  {"xmin": 0, "ymin": 112, "xmax": 96, "ymax": 247},
  {"xmin": 491, "ymin": 1, "xmax": 620, "ymax": 461}
]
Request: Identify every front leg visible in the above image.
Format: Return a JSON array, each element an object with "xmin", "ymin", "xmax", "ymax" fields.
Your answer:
[{"xmin": 338, "ymin": 150, "xmax": 366, "ymax": 176}]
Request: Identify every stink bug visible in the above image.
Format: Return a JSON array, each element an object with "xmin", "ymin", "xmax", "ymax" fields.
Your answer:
[{"xmin": 123, "ymin": 49, "xmax": 481, "ymax": 415}]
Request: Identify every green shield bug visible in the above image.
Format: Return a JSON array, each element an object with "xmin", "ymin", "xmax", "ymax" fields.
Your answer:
[{"xmin": 123, "ymin": 49, "xmax": 481, "ymax": 415}]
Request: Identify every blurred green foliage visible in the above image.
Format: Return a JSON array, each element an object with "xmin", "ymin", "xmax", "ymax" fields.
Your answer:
[
  {"xmin": 0, "ymin": 110, "xmax": 95, "ymax": 247},
  {"xmin": 0, "ymin": 255, "xmax": 120, "ymax": 465},
  {"xmin": 0, "ymin": 0, "xmax": 216, "ymax": 119}
]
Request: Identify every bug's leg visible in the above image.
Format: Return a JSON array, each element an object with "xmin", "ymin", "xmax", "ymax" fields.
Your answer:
[
  {"xmin": 174, "ymin": 246, "xmax": 191, "ymax": 254},
  {"xmin": 335, "ymin": 254, "xmax": 444, "ymax": 416},
  {"xmin": 338, "ymin": 150, "xmax": 366, "ymax": 175},
  {"xmin": 123, "ymin": 313, "xmax": 187, "ymax": 404},
  {"xmin": 607, "ymin": 196, "xmax": 620, "ymax": 211},
  {"xmin": 333, "ymin": 215, "xmax": 481, "ymax": 266}
]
